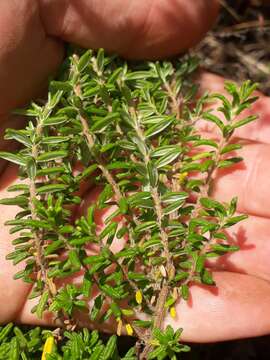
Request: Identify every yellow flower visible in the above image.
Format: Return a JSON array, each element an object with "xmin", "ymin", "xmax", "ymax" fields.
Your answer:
[
  {"xmin": 41, "ymin": 336, "xmax": 54, "ymax": 360},
  {"xmin": 178, "ymin": 172, "xmax": 188, "ymax": 184},
  {"xmin": 135, "ymin": 290, "xmax": 143, "ymax": 305},
  {"xmin": 170, "ymin": 307, "xmax": 177, "ymax": 319},
  {"xmin": 117, "ymin": 318, "xmax": 123, "ymax": 336},
  {"xmin": 125, "ymin": 324, "xmax": 134, "ymax": 336}
]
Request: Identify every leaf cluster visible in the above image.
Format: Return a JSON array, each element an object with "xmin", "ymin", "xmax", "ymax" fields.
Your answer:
[{"xmin": 0, "ymin": 48, "xmax": 258, "ymax": 359}]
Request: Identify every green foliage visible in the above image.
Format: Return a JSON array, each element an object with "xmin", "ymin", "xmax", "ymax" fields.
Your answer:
[
  {"xmin": 0, "ymin": 48, "xmax": 257, "ymax": 359},
  {"xmin": 0, "ymin": 324, "xmax": 134, "ymax": 360}
]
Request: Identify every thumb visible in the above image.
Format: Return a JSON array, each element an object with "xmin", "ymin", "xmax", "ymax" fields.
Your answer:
[{"xmin": 39, "ymin": 0, "xmax": 219, "ymax": 59}]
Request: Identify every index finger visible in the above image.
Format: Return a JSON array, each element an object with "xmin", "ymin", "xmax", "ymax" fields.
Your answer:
[{"xmin": 39, "ymin": 0, "xmax": 219, "ymax": 59}]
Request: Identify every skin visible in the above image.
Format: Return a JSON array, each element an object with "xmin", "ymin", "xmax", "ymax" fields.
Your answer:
[{"xmin": 1, "ymin": 0, "xmax": 270, "ymax": 343}]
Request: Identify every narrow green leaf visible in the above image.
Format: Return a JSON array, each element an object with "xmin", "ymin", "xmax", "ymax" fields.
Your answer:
[
  {"xmin": 163, "ymin": 200, "xmax": 185, "ymax": 215},
  {"xmin": 193, "ymin": 139, "xmax": 218, "ymax": 148},
  {"xmin": 42, "ymin": 136, "xmax": 70, "ymax": 144},
  {"xmin": 134, "ymin": 221, "xmax": 157, "ymax": 233},
  {"xmin": 96, "ymin": 48, "xmax": 105, "ymax": 72},
  {"xmin": 36, "ymin": 290, "xmax": 49, "ymax": 319},
  {"xmin": 50, "ymin": 81, "xmax": 73, "ymax": 92},
  {"xmin": 0, "ymin": 196, "xmax": 28, "ymax": 206},
  {"xmin": 181, "ymin": 284, "xmax": 189, "ymax": 300},
  {"xmin": 147, "ymin": 161, "xmax": 158, "ymax": 187},
  {"xmin": 27, "ymin": 158, "xmax": 36, "ymax": 180},
  {"xmin": 44, "ymin": 240, "xmax": 64, "ymax": 256},
  {"xmin": 102, "ymin": 335, "xmax": 117, "ymax": 360},
  {"xmin": 218, "ymin": 157, "xmax": 243, "ymax": 168},
  {"xmin": 145, "ymin": 117, "xmax": 174, "ymax": 138},
  {"xmin": 233, "ymin": 115, "xmax": 258, "ymax": 129},
  {"xmin": 0, "ymin": 152, "xmax": 26, "ymax": 166},
  {"xmin": 36, "ymin": 183, "xmax": 68, "ymax": 194},
  {"xmin": 78, "ymin": 49, "xmax": 92, "ymax": 72},
  {"xmin": 224, "ymin": 214, "xmax": 248, "ymax": 227},
  {"xmin": 5, "ymin": 129, "xmax": 32, "ymax": 147},
  {"xmin": 43, "ymin": 116, "xmax": 69, "ymax": 126},
  {"xmin": 151, "ymin": 145, "xmax": 182, "ymax": 158},
  {"xmin": 7, "ymin": 184, "xmax": 29, "ymax": 192},
  {"xmin": 220, "ymin": 143, "xmax": 242, "ymax": 154},
  {"xmin": 37, "ymin": 150, "xmax": 68, "ymax": 162},
  {"xmin": 156, "ymin": 149, "xmax": 181, "ymax": 168},
  {"xmin": 202, "ymin": 112, "xmax": 224, "ymax": 131},
  {"xmin": 162, "ymin": 192, "xmax": 188, "ymax": 204},
  {"xmin": 211, "ymin": 244, "xmax": 239, "ymax": 252},
  {"xmin": 0, "ymin": 323, "xmax": 13, "ymax": 341}
]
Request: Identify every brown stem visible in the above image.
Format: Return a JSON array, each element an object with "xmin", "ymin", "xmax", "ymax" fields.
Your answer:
[{"xmin": 139, "ymin": 285, "xmax": 169, "ymax": 360}]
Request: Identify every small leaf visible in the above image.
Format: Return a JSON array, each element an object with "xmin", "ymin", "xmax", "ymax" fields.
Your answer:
[
  {"xmin": 211, "ymin": 244, "xmax": 239, "ymax": 252},
  {"xmin": 43, "ymin": 115, "xmax": 69, "ymax": 126},
  {"xmin": 42, "ymin": 136, "xmax": 70, "ymax": 144},
  {"xmin": 218, "ymin": 157, "xmax": 243, "ymax": 168},
  {"xmin": 96, "ymin": 48, "xmax": 105, "ymax": 72},
  {"xmin": 148, "ymin": 346, "xmax": 166, "ymax": 360},
  {"xmin": 147, "ymin": 161, "xmax": 158, "ymax": 187},
  {"xmin": 162, "ymin": 192, "xmax": 188, "ymax": 204},
  {"xmin": 151, "ymin": 145, "xmax": 182, "ymax": 158},
  {"xmin": 36, "ymin": 290, "xmax": 49, "ymax": 319},
  {"xmin": 163, "ymin": 200, "xmax": 185, "ymax": 215},
  {"xmin": 145, "ymin": 117, "xmax": 174, "ymax": 138},
  {"xmin": 220, "ymin": 143, "xmax": 242, "ymax": 154},
  {"xmin": 155, "ymin": 148, "xmax": 181, "ymax": 168},
  {"xmin": 102, "ymin": 335, "xmax": 117, "ymax": 360},
  {"xmin": 0, "ymin": 152, "xmax": 26, "ymax": 166},
  {"xmin": 228, "ymin": 197, "xmax": 238, "ymax": 216},
  {"xmin": 181, "ymin": 284, "xmax": 189, "ymax": 300},
  {"xmin": 233, "ymin": 115, "xmax": 258, "ymax": 129},
  {"xmin": 5, "ymin": 129, "xmax": 32, "ymax": 147},
  {"xmin": 224, "ymin": 214, "xmax": 248, "ymax": 227},
  {"xmin": 7, "ymin": 184, "xmax": 29, "ymax": 192},
  {"xmin": 69, "ymin": 250, "xmax": 81, "ymax": 270},
  {"xmin": 201, "ymin": 269, "xmax": 215, "ymax": 285},
  {"xmin": 119, "ymin": 197, "xmax": 128, "ymax": 214},
  {"xmin": 50, "ymin": 81, "xmax": 73, "ymax": 92},
  {"xmin": 202, "ymin": 112, "xmax": 224, "ymax": 131},
  {"xmin": 134, "ymin": 221, "xmax": 157, "ymax": 233},
  {"xmin": 44, "ymin": 240, "xmax": 64, "ymax": 256},
  {"xmin": 0, "ymin": 196, "xmax": 28, "ymax": 206},
  {"xmin": 36, "ymin": 183, "xmax": 68, "ymax": 194},
  {"xmin": 78, "ymin": 49, "xmax": 92, "ymax": 72},
  {"xmin": 26, "ymin": 158, "xmax": 36, "ymax": 180},
  {"xmin": 193, "ymin": 139, "xmax": 218, "ymax": 148},
  {"xmin": 200, "ymin": 197, "xmax": 226, "ymax": 215},
  {"xmin": 37, "ymin": 150, "xmax": 68, "ymax": 162}
]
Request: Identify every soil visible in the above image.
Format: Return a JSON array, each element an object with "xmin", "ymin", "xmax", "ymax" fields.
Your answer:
[{"xmin": 195, "ymin": 0, "xmax": 270, "ymax": 95}]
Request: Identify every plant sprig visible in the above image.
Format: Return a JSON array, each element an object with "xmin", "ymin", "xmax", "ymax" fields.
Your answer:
[{"xmin": 0, "ymin": 48, "xmax": 258, "ymax": 359}]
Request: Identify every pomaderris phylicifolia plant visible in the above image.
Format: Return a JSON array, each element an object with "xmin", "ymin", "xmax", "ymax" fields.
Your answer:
[{"xmin": 0, "ymin": 49, "xmax": 258, "ymax": 359}]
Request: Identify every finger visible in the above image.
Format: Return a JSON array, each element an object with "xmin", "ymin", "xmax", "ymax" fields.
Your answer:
[
  {"xmin": 0, "ymin": 166, "xmax": 31, "ymax": 323},
  {"xmin": 39, "ymin": 0, "xmax": 219, "ymax": 59},
  {"xmin": 166, "ymin": 271, "xmax": 270, "ymax": 342},
  {"xmin": 0, "ymin": 0, "xmax": 63, "ymax": 115},
  {"xmin": 206, "ymin": 214, "xmax": 270, "ymax": 282},
  {"xmin": 197, "ymin": 72, "xmax": 270, "ymax": 144},
  {"xmin": 212, "ymin": 142, "xmax": 270, "ymax": 218}
]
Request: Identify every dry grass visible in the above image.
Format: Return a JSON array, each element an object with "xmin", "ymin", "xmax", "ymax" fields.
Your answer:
[{"xmin": 194, "ymin": 0, "xmax": 270, "ymax": 94}]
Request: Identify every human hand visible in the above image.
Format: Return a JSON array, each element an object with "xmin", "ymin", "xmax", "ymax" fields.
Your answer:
[{"xmin": 2, "ymin": 0, "xmax": 270, "ymax": 344}]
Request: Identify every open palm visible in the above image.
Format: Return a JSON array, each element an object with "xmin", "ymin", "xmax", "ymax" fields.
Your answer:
[{"xmin": 1, "ymin": 0, "xmax": 270, "ymax": 344}]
